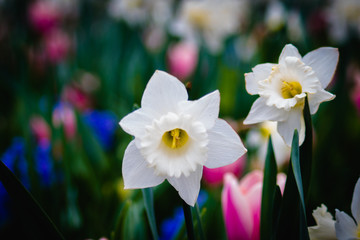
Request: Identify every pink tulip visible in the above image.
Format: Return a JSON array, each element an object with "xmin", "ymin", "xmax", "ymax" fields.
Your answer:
[
  {"xmin": 61, "ymin": 85, "xmax": 92, "ymax": 112},
  {"xmin": 28, "ymin": 1, "xmax": 61, "ymax": 34},
  {"xmin": 44, "ymin": 29, "xmax": 71, "ymax": 64},
  {"xmin": 167, "ymin": 42, "xmax": 198, "ymax": 81},
  {"xmin": 203, "ymin": 156, "xmax": 246, "ymax": 186},
  {"xmin": 52, "ymin": 103, "xmax": 76, "ymax": 140},
  {"xmin": 30, "ymin": 115, "xmax": 51, "ymax": 144},
  {"xmin": 222, "ymin": 171, "xmax": 286, "ymax": 240}
]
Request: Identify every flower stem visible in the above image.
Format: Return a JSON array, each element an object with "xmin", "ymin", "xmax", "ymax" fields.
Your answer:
[
  {"xmin": 182, "ymin": 199, "xmax": 195, "ymax": 240},
  {"xmin": 142, "ymin": 188, "xmax": 159, "ymax": 240}
]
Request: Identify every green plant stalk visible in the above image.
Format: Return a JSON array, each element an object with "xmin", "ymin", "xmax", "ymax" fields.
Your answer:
[
  {"xmin": 182, "ymin": 199, "xmax": 195, "ymax": 240},
  {"xmin": 142, "ymin": 188, "xmax": 159, "ymax": 240}
]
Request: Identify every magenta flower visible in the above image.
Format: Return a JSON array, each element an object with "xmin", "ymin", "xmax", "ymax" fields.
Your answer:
[
  {"xmin": 30, "ymin": 115, "xmax": 51, "ymax": 144},
  {"xmin": 222, "ymin": 171, "xmax": 286, "ymax": 240},
  {"xmin": 203, "ymin": 155, "xmax": 246, "ymax": 187},
  {"xmin": 44, "ymin": 29, "xmax": 71, "ymax": 64},
  {"xmin": 28, "ymin": 1, "xmax": 61, "ymax": 34}
]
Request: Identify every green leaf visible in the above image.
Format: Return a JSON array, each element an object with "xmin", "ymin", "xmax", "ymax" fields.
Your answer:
[
  {"xmin": 182, "ymin": 199, "xmax": 195, "ymax": 240},
  {"xmin": 300, "ymin": 96, "xmax": 313, "ymax": 202},
  {"xmin": 291, "ymin": 130, "xmax": 309, "ymax": 240},
  {"xmin": 193, "ymin": 203, "xmax": 205, "ymax": 240},
  {"xmin": 0, "ymin": 161, "xmax": 64, "ymax": 239},
  {"xmin": 142, "ymin": 188, "xmax": 159, "ymax": 240},
  {"xmin": 112, "ymin": 200, "xmax": 131, "ymax": 240},
  {"xmin": 260, "ymin": 137, "xmax": 278, "ymax": 240}
]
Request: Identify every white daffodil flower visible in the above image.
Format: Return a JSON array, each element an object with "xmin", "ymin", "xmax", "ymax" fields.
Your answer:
[
  {"xmin": 335, "ymin": 177, "xmax": 360, "ymax": 240},
  {"xmin": 171, "ymin": 0, "xmax": 248, "ymax": 54},
  {"xmin": 243, "ymin": 44, "xmax": 339, "ymax": 146},
  {"xmin": 119, "ymin": 70, "xmax": 247, "ymax": 206},
  {"xmin": 308, "ymin": 204, "xmax": 337, "ymax": 240}
]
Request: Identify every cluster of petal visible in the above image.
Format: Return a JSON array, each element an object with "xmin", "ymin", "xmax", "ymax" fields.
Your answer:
[
  {"xmin": 119, "ymin": 70, "xmax": 247, "ymax": 206},
  {"xmin": 222, "ymin": 170, "xmax": 286, "ymax": 240},
  {"xmin": 244, "ymin": 44, "xmax": 338, "ymax": 146},
  {"xmin": 308, "ymin": 204, "xmax": 337, "ymax": 240},
  {"xmin": 335, "ymin": 177, "xmax": 360, "ymax": 240}
]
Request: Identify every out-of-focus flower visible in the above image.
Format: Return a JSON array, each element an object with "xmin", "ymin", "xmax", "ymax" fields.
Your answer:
[
  {"xmin": 308, "ymin": 204, "xmax": 337, "ymax": 240},
  {"xmin": 235, "ymin": 35, "xmax": 258, "ymax": 62},
  {"xmin": 107, "ymin": 0, "xmax": 173, "ymax": 28},
  {"xmin": 265, "ymin": 1, "xmax": 286, "ymax": 32},
  {"xmin": 62, "ymin": 84, "xmax": 92, "ymax": 112},
  {"xmin": 171, "ymin": 0, "xmax": 248, "ymax": 54},
  {"xmin": 160, "ymin": 191, "xmax": 208, "ymax": 240},
  {"xmin": 34, "ymin": 141, "xmax": 54, "ymax": 187},
  {"xmin": 243, "ymin": 44, "xmax": 338, "ymax": 146},
  {"xmin": 335, "ymin": 177, "xmax": 360, "ymax": 240},
  {"xmin": 52, "ymin": 102, "xmax": 77, "ymax": 140},
  {"xmin": 203, "ymin": 155, "xmax": 246, "ymax": 186},
  {"xmin": 119, "ymin": 70, "xmax": 247, "ymax": 206},
  {"xmin": 167, "ymin": 41, "xmax": 198, "ymax": 81},
  {"xmin": 347, "ymin": 63, "xmax": 360, "ymax": 116},
  {"xmin": 83, "ymin": 110, "xmax": 118, "ymax": 150},
  {"xmin": 28, "ymin": 0, "xmax": 61, "ymax": 34},
  {"xmin": 222, "ymin": 171, "xmax": 286, "ymax": 240},
  {"xmin": 246, "ymin": 121, "xmax": 290, "ymax": 168},
  {"xmin": 287, "ymin": 10, "xmax": 305, "ymax": 43},
  {"xmin": 0, "ymin": 138, "xmax": 30, "ymax": 225},
  {"xmin": 44, "ymin": 29, "xmax": 71, "ymax": 64},
  {"xmin": 30, "ymin": 115, "xmax": 51, "ymax": 144},
  {"xmin": 326, "ymin": 0, "xmax": 360, "ymax": 43}
]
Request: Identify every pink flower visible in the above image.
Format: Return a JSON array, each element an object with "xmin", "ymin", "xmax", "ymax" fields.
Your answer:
[
  {"xmin": 222, "ymin": 171, "xmax": 286, "ymax": 240},
  {"xmin": 167, "ymin": 42, "xmax": 198, "ymax": 81},
  {"xmin": 203, "ymin": 155, "xmax": 246, "ymax": 186},
  {"xmin": 28, "ymin": 1, "xmax": 61, "ymax": 34},
  {"xmin": 61, "ymin": 85, "xmax": 92, "ymax": 112},
  {"xmin": 52, "ymin": 103, "xmax": 76, "ymax": 140},
  {"xmin": 44, "ymin": 29, "xmax": 71, "ymax": 64},
  {"xmin": 30, "ymin": 115, "xmax": 51, "ymax": 144}
]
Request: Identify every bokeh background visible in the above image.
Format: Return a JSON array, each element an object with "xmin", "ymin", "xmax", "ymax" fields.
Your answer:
[{"xmin": 0, "ymin": 0, "xmax": 360, "ymax": 239}]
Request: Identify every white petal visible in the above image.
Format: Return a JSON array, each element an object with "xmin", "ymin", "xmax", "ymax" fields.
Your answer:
[
  {"xmin": 302, "ymin": 47, "xmax": 339, "ymax": 89},
  {"xmin": 167, "ymin": 167, "xmax": 203, "ymax": 206},
  {"xmin": 351, "ymin": 178, "xmax": 360, "ymax": 224},
  {"xmin": 119, "ymin": 108, "xmax": 153, "ymax": 138},
  {"xmin": 279, "ymin": 44, "xmax": 302, "ymax": 65},
  {"xmin": 308, "ymin": 89, "xmax": 335, "ymax": 114},
  {"xmin": 245, "ymin": 63, "xmax": 275, "ymax": 95},
  {"xmin": 141, "ymin": 70, "xmax": 188, "ymax": 117},
  {"xmin": 243, "ymin": 97, "xmax": 289, "ymax": 125},
  {"xmin": 205, "ymin": 119, "xmax": 247, "ymax": 168},
  {"xmin": 277, "ymin": 108, "xmax": 304, "ymax": 146},
  {"xmin": 335, "ymin": 210, "xmax": 358, "ymax": 240},
  {"xmin": 179, "ymin": 90, "xmax": 220, "ymax": 130},
  {"xmin": 122, "ymin": 141, "xmax": 165, "ymax": 189},
  {"xmin": 308, "ymin": 204, "xmax": 337, "ymax": 240}
]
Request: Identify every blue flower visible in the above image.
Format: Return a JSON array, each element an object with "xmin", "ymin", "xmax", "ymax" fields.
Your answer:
[
  {"xmin": 34, "ymin": 141, "xmax": 53, "ymax": 187},
  {"xmin": 82, "ymin": 110, "xmax": 118, "ymax": 150}
]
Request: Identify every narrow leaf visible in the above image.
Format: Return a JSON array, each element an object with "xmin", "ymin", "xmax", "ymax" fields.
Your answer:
[
  {"xmin": 0, "ymin": 161, "xmax": 64, "ymax": 239},
  {"xmin": 291, "ymin": 130, "xmax": 309, "ymax": 240},
  {"xmin": 182, "ymin": 199, "xmax": 195, "ymax": 240},
  {"xmin": 260, "ymin": 137, "xmax": 278, "ymax": 240},
  {"xmin": 142, "ymin": 188, "xmax": 159, "ymax": 240},
  {"xmin": 193, "ymin": 203, "xmax": 205, "ymax": 240}
]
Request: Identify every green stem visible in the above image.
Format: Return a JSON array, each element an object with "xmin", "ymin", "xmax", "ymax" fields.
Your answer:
[
  {"xmin": 182, "ymin": 199, "xmax": 195, "ymax": 240},
  {"xmin": 194, "ymin": 203, "xmax": 205, "ymax": 240}
]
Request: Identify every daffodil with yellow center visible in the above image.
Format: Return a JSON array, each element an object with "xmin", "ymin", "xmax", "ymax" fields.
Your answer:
[
  {"xmin": 244, "ymin": 44, "xmax": 339, "ymax": 146},
  {"xmin": 119, "ymin": 70, "xmax": 247, "ymax": 206}
]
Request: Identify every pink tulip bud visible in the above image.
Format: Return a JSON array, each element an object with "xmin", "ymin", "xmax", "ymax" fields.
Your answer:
[
  {"xmin": 167, "ymin": 42, "xmax": 198, "ymax": 81},
  {"xmin": 52, "ymin": 103, "xmax": 76, "ymax": 140},
  {"xmin": 61, "ymin": 85, "xmax": 92, "ymax": 112},
  {"xmin": 222, "ymin": 171, "xmax": 286, "ymax": 240},
  {"xmin": 30, "ymin": 115, "xmax": 51, "ymax": 144},
  {"xmin": 44, "ymin": 29, "xmax": 71, "ymax": 64},
  {"xmin": 28, "ymin": 1, "xmax": 61, "ymax": 34},
  {"xmin": 203, "ymin": 156, "xmax": 246, "ymax": 186}
]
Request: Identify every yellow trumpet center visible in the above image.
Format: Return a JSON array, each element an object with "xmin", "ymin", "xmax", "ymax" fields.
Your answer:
[
  {"xmin": 281, "ymin": 81, "xmax": 302, "ymax": 99},
  {"xmin": 162, "ymin": 128, "xmax": 189, "ymax": 149}
]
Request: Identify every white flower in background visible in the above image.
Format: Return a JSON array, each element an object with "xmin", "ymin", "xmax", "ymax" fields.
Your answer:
[
  {"xmin": 287, "ymin": 10, "xmax": 305, "ymax": 43},
  {"xmin": 119, "ymin": 70, "xmax": 247, "ymax": 206},
  {"xmin": 335, "ymin": 177, "xmax": 360, "ymax": 240},
  {"xmin": 243, "ymin": 44, "xmax": 338, "ymax": 146},
  {"xmin": 308, "ymin": 204, "xmax": 337, "ymax": 240},
  {"xmin": 171, "ymin": 0, "xmax": 248, "ymax": 54},
  {"xmin": 265, "ymin": 1, "xmax": 286, "ymax": 32},
  {"xmin": 246, "ymin": 121, "xmax": 290, "ymax": 168},
  {"xmin": 326, "ymin": 0, "xmax": 360, "ymax": 43},
  {"xmin": 107, "ymin": 0, "xmax": 173, "ymax": 27}
]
